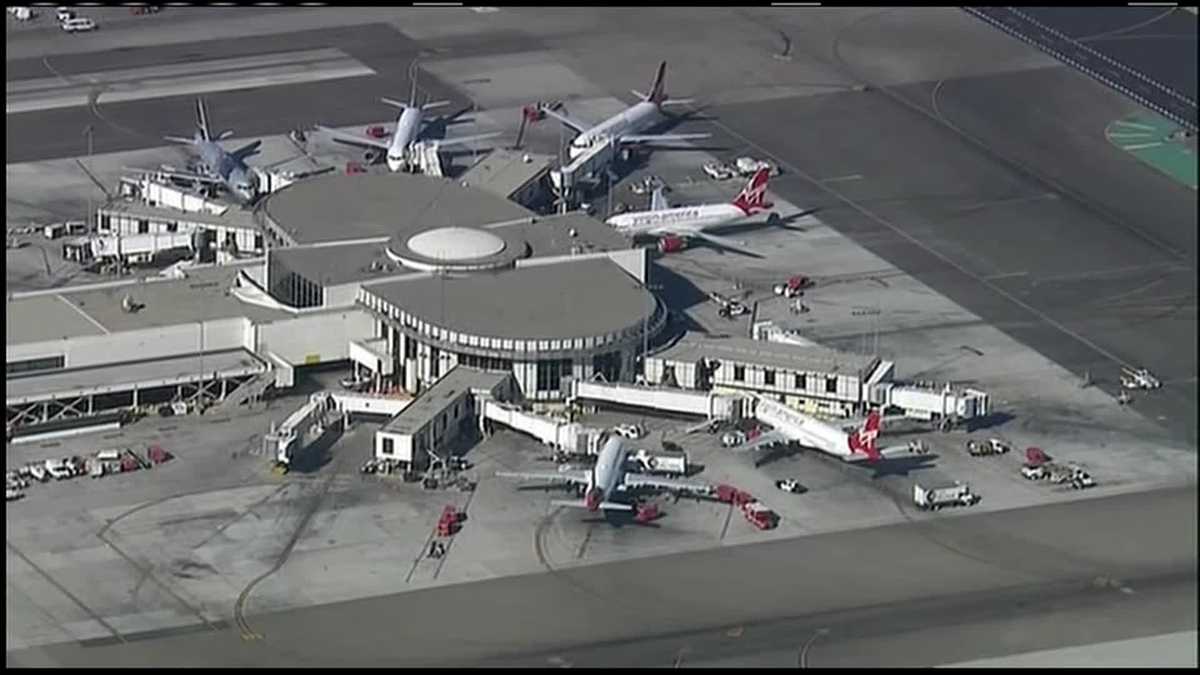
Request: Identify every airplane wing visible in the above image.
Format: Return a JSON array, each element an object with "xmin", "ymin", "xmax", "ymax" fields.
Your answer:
[
  {"xmin": 428, "ymin": 131, "xmax": 503, "ymax": 148},
  {"xmin": 315, "ymin": 124, "xmax": 390, "ymax": 151},
  {"xmin": 495, "ymin": 469, "xmax": 590, "ymax": 485},
  {"xmin": 692, "ymin": 231, "xmax": 764, "ymax": 258},
  {"xmin": 622, "ymin": 473, "xmax": 712, "ymax": 495},
  {"xmin": 540, "ymin": 106, "xmax": 592, "ymax": 134},
  {"xmin": 618, "ymin": 132, "xmax": 711, "ymax": 145},
  {"xmin": 682, "ymin": 418, "xmax": 717, "ymax": 434},
  {"xmin": 843, "ymin": 444, "xmax": 921, "ymax": 464},
  {"xmin": 230, "ymin": 140, "xmax": 263, "ymax": 161},
  {"xmin": 552, "ymin": 499, "xmax": 634, "ymax": 511}
]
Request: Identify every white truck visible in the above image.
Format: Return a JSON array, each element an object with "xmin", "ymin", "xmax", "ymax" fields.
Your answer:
[
  {"xmin": 913, "ymin": 482, "xmax": 980, "ymax": 511},
  {"xmin": 1120, "ymin": 366, "xmax": 1161, "ymax": 390},
  {"xmin": 629, "ymin": 448, "xmax": 688, "ymax": 476},
  {"xmin": 734, "ymin": 156, "xmax": 779, "ymax": 176}
]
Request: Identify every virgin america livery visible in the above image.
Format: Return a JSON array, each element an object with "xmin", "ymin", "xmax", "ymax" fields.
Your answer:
[
  {"xmin": 605, "ymin": 168, "xmax": 775, "ymax": 256},
  {"xmin": 744, "ymin": 395, "xmax": 911, "ymax": 463}
]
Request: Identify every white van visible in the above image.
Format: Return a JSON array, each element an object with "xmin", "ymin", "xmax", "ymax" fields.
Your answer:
[{"xmin": 61, "ymin": 17, "xmax": 96, "ymax": 33}]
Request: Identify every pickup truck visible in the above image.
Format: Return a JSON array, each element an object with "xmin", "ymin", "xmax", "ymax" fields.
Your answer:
[{"xmin": 630, "ymin": 448, "xmax": 688, "ymax": 476}]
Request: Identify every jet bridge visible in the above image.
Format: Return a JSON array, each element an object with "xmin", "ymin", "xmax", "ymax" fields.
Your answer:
[
  {"xmin": 413, "ymin": 140, "xmax": 444, "ymax": 177},
  {"xmin": 262, "ymin": 392, "xmax": 341, "ymax": 466},
  {"xmin": 569, "ymin": 379, "xmax": 745, "ymax": 420},
  {"xmin": 548, "ymin": 135, "xmax": 619, "ymax": 210},
  {"xmin": 482, "ymin": 400, "xmax": 604, "ymax": 455}
]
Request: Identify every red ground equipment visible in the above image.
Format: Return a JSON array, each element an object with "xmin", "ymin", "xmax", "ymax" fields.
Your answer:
[
  {"xmin": 742, "ymin": 502, "xmax": 779, "ymax": 530},
  {"xmin": 1025, "ymin": 447, "xmax": 1051, "ymax": 466},
  {"xmin": 437, "ymin": 505, "xmax": 465, "ymax": 537},
  {"xmin": 715, "ymin": 484, "xmax": 755, "ymax": 507},
  {"xmin": 365, "ymin": 125, "xmax": 388, "ymax": 139},
  {"xmin": 345, "ymin": 161, "xmax": 367, "ymax": 175},
  {"xmin": 634, "ymin": 502, "xmax": 660, "ymax": 524},
  {"xmin": 147, "ymin": 445, "xmax": 172, "ymax": 465}
]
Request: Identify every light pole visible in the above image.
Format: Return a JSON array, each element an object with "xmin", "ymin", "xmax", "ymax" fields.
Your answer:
[{"xmin": 83, "ymin": 125, "xmax": 94, "ymax": 232}]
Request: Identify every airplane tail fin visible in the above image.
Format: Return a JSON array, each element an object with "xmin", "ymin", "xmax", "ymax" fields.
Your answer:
[
  {"xmin": 646, "ymin": 61, "xmax": 668, "ymax": 104},
  {"xmin": 195, "ymin": 98, "xmax": 212, "ymax": 143},
  {"xmin": 848, "ymin": 410, "xmax": 882, "ymax": 462},
  {"xmin": 731, "ymin": 168, "xmax": 772, "ymax": 215}
]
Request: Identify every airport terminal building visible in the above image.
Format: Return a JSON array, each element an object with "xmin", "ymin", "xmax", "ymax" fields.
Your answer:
[{"xmin": 6, "ymin": 173, "xmax": 661, "ymax": 436}]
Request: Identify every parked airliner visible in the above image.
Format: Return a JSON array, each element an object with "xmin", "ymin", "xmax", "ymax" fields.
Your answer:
[
  {"xmin": 539, "ymin": 61, "xmax": 711, "ymax": 161},
  {"xmin": 316, "ymin": 73, "xmax": 501, "ymax": 172},
  {"xmin": 495, "ymin": 435, "xmax": 709, "ymax": 512},
  {"xmin": 606, "ymin": 168, "xmax": 775, "ymax": 256},
  {"xmin": 742, "ymin": 395, "xmax": 918, "ymax": 463}
]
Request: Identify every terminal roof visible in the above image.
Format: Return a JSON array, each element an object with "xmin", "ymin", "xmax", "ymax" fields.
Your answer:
[
  {"xmin": 263, "ymin": 173, "xmax": 532, "ymax": 245},
  {"xmin": 363, "ymin": 257, "xmax": 657, "ymax": 340},
  {"xmin": 458, "ymin": 149, "xmax": 554, "ymax": 199},
  {"xmin": 654, "ymin": 334, "xmax": 878, "ymax": 376},
  {"xmin": 382, "ymin": 366, "xmax": 510, "ymax": 436}
]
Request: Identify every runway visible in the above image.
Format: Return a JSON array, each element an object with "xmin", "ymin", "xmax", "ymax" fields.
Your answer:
[{"xmin": 7, "ymin": 485, "xmax": 1195, "ymax": 667}]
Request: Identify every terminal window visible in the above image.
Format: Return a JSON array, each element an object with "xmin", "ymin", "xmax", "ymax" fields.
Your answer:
[
  {"xmin": 795, "ymin": 373, "xmax": 806, "ymax": 390},
  {"xmin": 764, "ymin": 369, "xmax": 776, "ymax": 386},
  {"xmin": 733, "ymin": 365, "xmax": 745, "ymax": 382},
  {"xmin": 382, "ymin": 437, "xmax": 394, "ymax": 456},
  {"xmin": 6, "ymin": 355, "xmax": 66, "ymax": 376},
  {"xmin": 825, "ymin": 377, "xmax": 838, "ymax": 394}
]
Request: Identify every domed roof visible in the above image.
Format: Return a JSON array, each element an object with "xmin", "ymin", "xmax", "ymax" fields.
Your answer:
[{"xmin": 405, "ymin": 227, "xmax": 506, "ymax": 261}]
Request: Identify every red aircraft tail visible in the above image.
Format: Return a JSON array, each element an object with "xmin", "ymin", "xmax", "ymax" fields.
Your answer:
[
  {"xmin": 847, "ymin": 410, "xmax": 882, "ymax": 462},
  {"xmin": 731, "ymin": 168, "xmax": 772, "ymax": 215}
]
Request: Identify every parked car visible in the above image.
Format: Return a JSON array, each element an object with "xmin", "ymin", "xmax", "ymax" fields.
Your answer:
[
  {"xmin": 57, "ymin": 6, "xmax": 74, "ymax": 22},
  {"xmin": 702, "ymin": 161, "xmax": 736, "ymax": 181}
]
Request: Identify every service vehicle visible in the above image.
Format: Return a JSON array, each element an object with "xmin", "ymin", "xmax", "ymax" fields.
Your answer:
[
  {"xmin": 1120, "ymin": 366, "xmax": 1161, "ymax": 390},
  {"xmin": 773, "ymin": 275, "xmax": 812, "ymax": 298},
  {"xmin": 365, "ymin": 125, "xmax": 388, "ymax": 139},
  {"xmin": 775, "ymin": 479, "xmax": 806, "ymax": 494},
  {"xmin": 702, "ymin": 161, "xmax": 736, "ymax": 181},
  {"xmin": 56, "ymin": 6, "xmax": 74, "ymax": 22},
  {"xmin": 11, "ymin": 6, "xmax": 34, "ymax": 21},
  {"xmin": 742, "ymin": 501, "xmax": 779, "ymax": 530},
  {"xmin": 722, "ymin": 430, "xmax": 746, "ymax": 447},
  {"xmin": 61, "ymin": 17, "xmax": 97, "ymax": 32},
  {"xmin": 611, "ymin": 423, "xmax": 646, "ymax": 440},
  {"xmin": 629, "ymin": 447, "xmax": 688, "ymax": 476},
  {"xmin": 966, "ymin": 438, "xmax": 1011, "ymax": 457},
  {"xmin": 913, "ymin": 482, "xmax": 980, "ymax": 511},
  {"xmin": 6, "ymin": 488, "xmax": 24, "ymax": 502},
  {"xmin": 734, "ymin": 156, "xmax": 779, "ymax": 176}
]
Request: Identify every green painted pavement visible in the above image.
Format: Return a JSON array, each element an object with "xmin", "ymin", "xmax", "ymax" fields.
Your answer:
[{"xmin": 1105, "ymin": 113, "xmax": 1197, "ymax": 190}]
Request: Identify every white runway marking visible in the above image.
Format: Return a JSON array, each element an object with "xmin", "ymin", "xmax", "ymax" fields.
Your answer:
[
  {"xmin": 984, "ymin": 271, "xmax": 1029, "ymax": 281},
  {"xmin": 820, "ymin": 174, "xmax": 864, "ymax": 183},
  {"xmin": 57, "ymin": 294, "xmax": 111, "ymax": 335},
  {"xmin": 6, "ymin": 48, "xmax": 375, "ymax": 115}
]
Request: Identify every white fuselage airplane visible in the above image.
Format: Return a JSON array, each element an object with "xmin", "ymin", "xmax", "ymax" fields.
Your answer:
[
  {"xmin": 606, "ymin": 168, "xmax": 774, "ymax": 256},
  {"xmin": 496, "ymin": 435, "xmax": 710, "ymax": 512},
  {"xmin": 539, "ymin": 61, "xmax": 711, "ymax": 161},
  {"xmin": 316, "ymin": 78, "xmax": 500, "ymax": 172},
  {"xmin": 742, "ymin": 395, "xmax": 911, "ymax": 463}
]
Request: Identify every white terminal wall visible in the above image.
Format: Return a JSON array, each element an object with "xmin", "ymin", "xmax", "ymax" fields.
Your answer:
[
  {"xmin": 257, "ymin": 309, "xmax": 375, "ymax": 365},
  {"xmin": 7, "ymin": 318, "xmax": 251, "ymax": 369}
]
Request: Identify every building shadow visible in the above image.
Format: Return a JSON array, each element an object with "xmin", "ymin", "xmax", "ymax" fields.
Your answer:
[{"xmin": 964, "ymin": 411, "xmax": 1015, "ymax": 433}]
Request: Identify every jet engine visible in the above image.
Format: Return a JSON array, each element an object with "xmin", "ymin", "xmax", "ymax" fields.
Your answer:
[
  {"xmin": 363, "ymin": 149, "xmax": 382, "ymax": 164},
  {"xmin": 657, "ymin": 235, "xmax": 686, "ymax": 254}
]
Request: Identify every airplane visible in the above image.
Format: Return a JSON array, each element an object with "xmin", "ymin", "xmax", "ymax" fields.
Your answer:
[
  {"xmin": 315, "ymin": 71, "xmax": 502, "ymax": 173},
  {"xmin": 605, "ymin": 168, "xmax": 775, "ymax": 256},
  {"xmin": 539, "ymin": 61, "xmax": 712, "ymax": 162},
  {"xmin": 739, "ymin": 394, "xmax": 920, "ymax": 463},
  {"xmin": 156, "ymin": 99, "xmax": 265, "ymax": 204},
  {"xmin": 495, "ymin": 435, "xmax": 711, "ymax": 513}
]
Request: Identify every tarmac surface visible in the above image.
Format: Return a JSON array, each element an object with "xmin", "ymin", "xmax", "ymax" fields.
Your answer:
[
  {"xmin": 7, "ymin": 485, "xmax": 1195, "ymax": 667},
  {"xmin": 1013, "ymin": 7, "xmax": 1198, "ymax": 104},
  {"xmin": 6, "ymin": 5, "xmax": 1198, "ymax": 667}
]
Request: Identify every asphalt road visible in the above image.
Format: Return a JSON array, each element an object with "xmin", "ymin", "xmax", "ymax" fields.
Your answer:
[{"xmin": 7, "ymin": 485, "xmax": 1195, "ymax": 667}]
